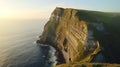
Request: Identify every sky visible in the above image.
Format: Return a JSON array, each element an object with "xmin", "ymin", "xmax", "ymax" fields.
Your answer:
[{"xmin": 0, "ymin": 0, "xmax": 120, "ymax": 20}]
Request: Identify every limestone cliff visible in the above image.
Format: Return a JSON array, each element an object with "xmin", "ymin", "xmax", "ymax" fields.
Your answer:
[{"xmin": 37, "ymin": 7, "xmax": 101, "ymax": 64}]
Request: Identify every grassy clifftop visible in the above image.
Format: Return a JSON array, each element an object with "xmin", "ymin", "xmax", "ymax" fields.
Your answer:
[
  {"xmin": 72, "ymin": 8, "xmax": 120, "ymax": 64},
  {"xmin": 55, "ymin": 63, "xmax": 120, "ymax": 67}
]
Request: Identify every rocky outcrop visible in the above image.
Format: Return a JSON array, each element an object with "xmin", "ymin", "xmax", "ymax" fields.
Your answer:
[{"xmin": 37, "ymin": 7, "xmax": 101, "ymax": 64}]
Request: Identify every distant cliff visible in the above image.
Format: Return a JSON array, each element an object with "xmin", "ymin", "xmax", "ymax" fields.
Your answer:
[{"xmin": 37, "ymin": 7, "xmax": 120, "ymax": 66}]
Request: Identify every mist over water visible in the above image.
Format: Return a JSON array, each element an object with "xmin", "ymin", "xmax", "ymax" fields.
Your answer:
[{"xmin": 0, "ymin": 19, "xmax": 56, "ymax": 67}]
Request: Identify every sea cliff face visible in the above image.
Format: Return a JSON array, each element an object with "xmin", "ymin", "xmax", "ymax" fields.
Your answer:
[
  {"xmin": 37, "ymin": 7, "xmax": 100, "ymax": 64},
  {"xmin": 37, "ymin": 7, "xmax": 120, "ymax": 66}
]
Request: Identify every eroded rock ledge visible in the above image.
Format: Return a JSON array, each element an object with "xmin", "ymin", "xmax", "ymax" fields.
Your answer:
[{"xmin": 37, "ymin": 7, "xmax": 101, "ymax": 64}]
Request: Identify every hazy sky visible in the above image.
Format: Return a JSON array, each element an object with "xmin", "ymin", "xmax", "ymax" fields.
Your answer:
[{"xmin": 0, "ymin": 0, "xmax": 120, "ymax": 20}]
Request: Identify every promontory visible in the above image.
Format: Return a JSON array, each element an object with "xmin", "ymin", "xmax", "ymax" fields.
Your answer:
[{"xmin": 37, "ymin": 7, "xmax": 120, "ymax": 67}]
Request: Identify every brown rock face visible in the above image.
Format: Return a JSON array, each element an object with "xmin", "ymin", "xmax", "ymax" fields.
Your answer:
[{"xmin": 37, "ymin": 7, "xmax": 100, "ymax": 64}]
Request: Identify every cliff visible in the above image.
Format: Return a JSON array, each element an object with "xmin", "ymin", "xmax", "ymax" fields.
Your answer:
[{"xmin": 37, "ymin": 7, "xmax": 120, "ymax": 66}]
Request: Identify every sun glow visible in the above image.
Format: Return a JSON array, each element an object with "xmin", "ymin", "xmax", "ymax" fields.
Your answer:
[
  {"xmin": 0, "ymin": 2, "xmax": 15, "ymax": 20},
  {"xmin": 0, "ymin": 8, "xmax": 14, "ymax": 19},
  {"xmin": 0, "ymin": 1, "xmax": 51, "ymax": 20}
]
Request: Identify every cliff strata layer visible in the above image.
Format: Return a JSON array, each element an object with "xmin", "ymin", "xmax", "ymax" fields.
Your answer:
[{"xmin": 37, "ymin": 7, "xmax": 101, "ymax": 64}]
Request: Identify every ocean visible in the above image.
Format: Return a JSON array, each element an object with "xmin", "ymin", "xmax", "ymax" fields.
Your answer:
[{"xmin": 0, "ymin": 19, "xmax": 56, "ymax": 67}]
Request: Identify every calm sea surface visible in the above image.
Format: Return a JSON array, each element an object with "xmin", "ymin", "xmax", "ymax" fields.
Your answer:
[{"xmin": 0, "ymin": 19, "xmax": 56, "ymax": 67}]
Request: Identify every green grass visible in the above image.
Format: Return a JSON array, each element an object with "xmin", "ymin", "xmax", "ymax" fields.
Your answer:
[
  {"xmin": 75, "ymin": 9, "xmax": 120, "ymax": 63},
  {"xmin": 54, "ymin": 63, "xmax": 120, "ymax": 67}
]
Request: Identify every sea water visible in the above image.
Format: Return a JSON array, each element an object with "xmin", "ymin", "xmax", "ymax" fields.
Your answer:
[{"xmin": 0, "ymin": 19, "xmax": 56, "ymax": 67}]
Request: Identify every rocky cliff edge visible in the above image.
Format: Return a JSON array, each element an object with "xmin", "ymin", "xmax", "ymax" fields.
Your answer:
[{"xmin": 37, "ymin": 7, "xmax": 101, "ymax": 65}]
